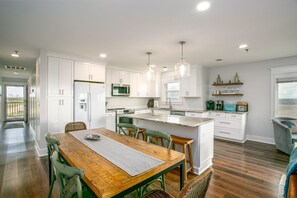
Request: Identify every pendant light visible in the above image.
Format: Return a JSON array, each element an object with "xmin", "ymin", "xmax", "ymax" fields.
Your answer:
[
  {"xmin": 174, "ymin": 41, "xmax": 190, "ymax": 79},
  {"xmin": 145, "ymin": 52, "xmax": 155, "ymax": 81}
]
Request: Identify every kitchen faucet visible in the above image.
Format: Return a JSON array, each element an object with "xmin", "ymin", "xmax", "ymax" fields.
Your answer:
[{"xmin": 166, "ymin": 97, "xmax": 172, "ymax": 109}]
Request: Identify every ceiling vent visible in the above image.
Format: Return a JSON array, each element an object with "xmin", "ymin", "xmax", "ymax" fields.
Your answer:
[{"xmin": 4, "ymin": 65, "xmax": 26, "ymax": 70}]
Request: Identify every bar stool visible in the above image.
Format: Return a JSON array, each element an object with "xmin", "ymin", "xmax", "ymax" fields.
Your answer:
[
  {"xmin": 137, "ymin": 128, "xmax": 146, "ymax": 141},
  {"xmin": 171, "ymin": 135, "xmax": 194, "ymax": 181}
]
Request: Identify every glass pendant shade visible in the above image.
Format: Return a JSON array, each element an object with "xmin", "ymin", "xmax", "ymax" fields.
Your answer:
[
  {"xmin": 174, "ymin": 41, "xmax": 190, "ymax": 79},
  {"xmin": 144, "ymin": 52, "xmax": 155, "ymax": 81}
]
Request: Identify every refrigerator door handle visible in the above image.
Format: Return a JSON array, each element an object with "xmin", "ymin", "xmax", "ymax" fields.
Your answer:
[{"xmin": 88, "ymin": 92, "xmax": 92, "ymax": 122}]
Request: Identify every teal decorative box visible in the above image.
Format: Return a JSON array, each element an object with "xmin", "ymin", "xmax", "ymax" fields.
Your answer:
[{"xmin": 224, "ymin": 104, "xmax": 236, "ymax": 112}]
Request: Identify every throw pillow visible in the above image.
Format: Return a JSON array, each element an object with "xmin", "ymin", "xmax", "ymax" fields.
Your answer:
[{"xmin": 281, "ymin": 120, "xmax": 297, "ymax": 134}]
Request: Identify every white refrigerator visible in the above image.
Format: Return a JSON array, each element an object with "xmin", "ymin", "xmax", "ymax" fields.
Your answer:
[{"xmin": 74, "ymin": 81, "xmax": 106, "ymax": 129}]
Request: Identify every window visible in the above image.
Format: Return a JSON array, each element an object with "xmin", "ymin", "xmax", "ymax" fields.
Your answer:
[
  {"xmin": 276, "ymin": 80, "xmax": 297, "ymax": 117},
  {"xmin": 271, "ymin": 65, "xmax": 297, "ymax": 118},
  {"xmin": 166, "ymin": 82, "xmax": 180, "ymax": 102}
]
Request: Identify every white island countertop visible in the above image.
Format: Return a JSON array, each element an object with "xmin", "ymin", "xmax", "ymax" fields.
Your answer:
[{"xmin": 121, "ymin": 113, "xmax": 213, "ymax": 127}]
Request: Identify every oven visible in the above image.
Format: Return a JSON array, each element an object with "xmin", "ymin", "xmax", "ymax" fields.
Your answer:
[{"xmin": 116, "ymin": 109, "xmax": 135, "ymax": 132}]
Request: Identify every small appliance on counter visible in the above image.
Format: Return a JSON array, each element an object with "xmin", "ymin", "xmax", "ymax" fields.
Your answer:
[
  {"xmin": 216, "ymin": 100, "xmax": 224, "ymax": 111},
  {"xmin": 206, "ymin": 100, "xmax": 215, "ymax": 110},
  {"xmin": 147, "ymin": 98, "xmax": 154, "ymax": 108},
  {"xmin": 236, "ymin": 101, "xmax": 248, "ymax": 112},
  {"xmin": 224, "ymin": 104, "xmax": 236, "ymax": 112}
]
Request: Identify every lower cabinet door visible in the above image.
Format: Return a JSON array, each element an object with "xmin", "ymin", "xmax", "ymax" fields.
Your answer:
[
  {"xmin": 59, "ymin": 98, "xmax": 73, "ymax": 132},
  {"xmin": 214, "ymin": 127, "xmax": 241, "ymax": 140},
  {"xmin": 48, "ymin": 98, "xmax": 60, "ymax": 133}
]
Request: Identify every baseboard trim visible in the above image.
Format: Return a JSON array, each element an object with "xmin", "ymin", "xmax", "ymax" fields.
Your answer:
[
  {"xmin": 35, "ymin": 141, "xmax": 48, "ymax": 157},
  {"xmin": 246, "ymin": 135, "xmax": 275, "ymax": 145}
]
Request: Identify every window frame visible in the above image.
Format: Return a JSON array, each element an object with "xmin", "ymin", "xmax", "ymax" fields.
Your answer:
[{"xmin": 271, "ymin": 65, "xmax": 297, "ymax": 118}]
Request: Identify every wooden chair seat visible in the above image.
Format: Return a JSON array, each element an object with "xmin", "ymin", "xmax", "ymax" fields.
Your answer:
[
  {"xmin": 171, "ymin": 135, "xmax": 194, "ymax": 181},
  {"xmin": 171, "ymin": 135, "xmax": 194, "ymax": 145}
]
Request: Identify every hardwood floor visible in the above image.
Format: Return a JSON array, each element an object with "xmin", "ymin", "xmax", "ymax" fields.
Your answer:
[{"xmin": 0, "ymin": 122, "xmax": 289, "ymax": 198}]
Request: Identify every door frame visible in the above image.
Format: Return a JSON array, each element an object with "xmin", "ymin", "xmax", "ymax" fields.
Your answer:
[{"xmin": 3, "ymin": 82, "xmax": 28, "ymax": 122}]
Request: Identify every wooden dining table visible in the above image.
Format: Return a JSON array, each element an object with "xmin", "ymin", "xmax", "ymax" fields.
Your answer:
[{"xmin": 52, "ymin": 128, "xmax": 185, "ymax": 198}]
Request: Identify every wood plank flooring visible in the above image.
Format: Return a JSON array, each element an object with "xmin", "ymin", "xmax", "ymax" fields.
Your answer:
[{"xmin": 0, "ymin": 122, "xmax": 289, "ymax": 198}]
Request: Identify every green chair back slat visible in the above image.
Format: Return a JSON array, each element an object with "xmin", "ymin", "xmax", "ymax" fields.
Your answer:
[
  {"xmin": 145, "ymin": 130, "xmax": 172, "ymax": 148},
  {"xmin": 117, "ymin": 123, "xmax": 139, "ymax": 138},
  {"xmin": 51, "ymin": 151, "xmax": 84, "ymax": 198}
]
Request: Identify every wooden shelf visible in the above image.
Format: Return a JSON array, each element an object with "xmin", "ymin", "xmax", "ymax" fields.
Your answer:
[
  {"xmin": 212, "ymin": 94, "xmax": 243, "ymax": 96},
  {"xmin": 212, "ymin": 83, "xmax": 243, "ymax": 86}
]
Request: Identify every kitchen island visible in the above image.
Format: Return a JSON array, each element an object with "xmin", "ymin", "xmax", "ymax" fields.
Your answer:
[{"xmin": 122, "ymin": 113, "xmax": 214, "ymax": 174}]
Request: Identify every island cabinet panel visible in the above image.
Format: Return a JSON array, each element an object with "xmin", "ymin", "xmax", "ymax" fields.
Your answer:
[
  {"xmin": 126, "ymin": 113, "xmax": 214, "ymax": 174},
  {"xmin": 210, "ymin": 112, "xmax": 247, "ymax": 143}
]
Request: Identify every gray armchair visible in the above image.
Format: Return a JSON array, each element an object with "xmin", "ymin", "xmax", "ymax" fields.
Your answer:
[{"xmin": 272, "ymin": 117, "xmax": 297, "ymax": 155}]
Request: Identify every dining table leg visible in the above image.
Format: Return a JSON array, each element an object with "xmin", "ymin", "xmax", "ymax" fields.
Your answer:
[{"xmin": 180, "ymin": 160, "xmax": 185, "ymax": 190}]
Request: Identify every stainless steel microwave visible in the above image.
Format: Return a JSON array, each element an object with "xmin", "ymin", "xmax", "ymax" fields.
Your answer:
[{"xmin": 112, "ymin": 84, "xmax": 130, "ymax": 96}]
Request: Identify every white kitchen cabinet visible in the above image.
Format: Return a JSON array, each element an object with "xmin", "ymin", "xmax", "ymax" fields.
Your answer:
[
  {"xmin": 105, "ymin": 68, "xmax": 112, "ymax": 97},
  {"xmin": 111, "ymin": 69, "xmax": 130, "ymax": 84},
  {"xmin": 185, "ymin": 111, "xmax": 209, "ymax": 117},
  {"xmin": 105, "ymin": 112, "xmax": 116, "ymax": 131},
  {"xmin": 47, "ymin": 98, "xmax": 73, "ymax": 133},
  {"xmin": 129, "ymin": 72, "xmax": 140, "ymax": 97},
  {"xmin": 48, "ymin": 57, "xmax": 73, "ymax": 98},
  {"xmin": 180, "ymin": 66, "xmax": 202, "ymax": 97},
  {"xmin": 210, "ymin": 112, "xmax": 247, "ymax": 143},
  {"xmin": 74, "ymin": 61, "xmax": 105, "ymax": 82}
]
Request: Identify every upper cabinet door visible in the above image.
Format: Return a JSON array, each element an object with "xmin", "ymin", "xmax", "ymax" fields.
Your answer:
[
  {"xmin": 180, "ymin": 66, "xmax": 201, "ymax": 97},
  {"xmin": 129, "ymin": 72, "xmax": 140, "ymax": 97},
  {"xmin": 48, "ymin": 57, "xmax": 60, "ymax": 97},
  {"xmin": 105, "ymin": 68, "xmax": 112, "ymax": 97},
  {"xmin": 111, "ymin": 69, "xmax": 130, "ymax": 84},
  {"xmin": 59, "ymin": 59, "xmax": 74, "ymax": 97},
  {"xmin": 90, "ymin": 64, "xmax": 105, "ymax": 82},
  {"xmin": 74, "ymin": 61, "xmax": 90, "ymax": 81}
]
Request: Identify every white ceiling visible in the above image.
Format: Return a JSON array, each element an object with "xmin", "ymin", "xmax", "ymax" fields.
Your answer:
[{"xmin": 0, "ymin": 0, "xmax": 297, "ymax": 78}]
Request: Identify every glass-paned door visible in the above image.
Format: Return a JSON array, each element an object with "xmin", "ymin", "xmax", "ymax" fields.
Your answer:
[{"xmin": 5, "ymin": 85, "xmax": 25, "ymax": 121}]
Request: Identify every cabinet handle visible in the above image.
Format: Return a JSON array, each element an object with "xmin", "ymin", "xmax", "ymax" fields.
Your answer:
[
  {"xmin": 59, "ymin": 100, "xmax": 61, "ymax": 106},
  {"xmin": 219, "ymin": 131, "xmax": 231, "ymax": 134},
  {"xmin": 220, "ymin": 121, "xmax": 231, "ymax": 124},
  {"xmin": 62, "ymin": 100, "xmax": 64, "ymax": 105},
  {"xmin": 62, "ymin": 89, "xmax": 64, "ymax": 95},
  {"xmin": 59, "ymin": 89, "xmax": 61, "ymax": 95}
]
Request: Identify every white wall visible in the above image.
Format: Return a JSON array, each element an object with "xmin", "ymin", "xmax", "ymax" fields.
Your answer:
[{"xmin": 209, "ymin": 56, "xmax": 297, "ymax": 144}]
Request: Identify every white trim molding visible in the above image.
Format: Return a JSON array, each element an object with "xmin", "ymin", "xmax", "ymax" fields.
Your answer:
[
  {"xmin": 35, "ymin": 141, "xmax": 48, "ymax": 157},
  {"xmin": 247, "ymin": 135, "xmax": 275, "ymax": 145}
]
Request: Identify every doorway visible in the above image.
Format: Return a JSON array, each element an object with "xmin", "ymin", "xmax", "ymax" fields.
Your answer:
[{"xmin": 4, "ymin": 85, "xmax": 26, "ymax": 121}]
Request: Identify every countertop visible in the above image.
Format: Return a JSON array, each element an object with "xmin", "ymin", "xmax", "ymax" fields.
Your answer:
[{"xmin": 121, "ymin": 113, "xmax": 214, "ymax": 127}]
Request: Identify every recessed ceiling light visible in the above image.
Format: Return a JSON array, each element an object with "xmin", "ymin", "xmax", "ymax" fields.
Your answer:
[
  {"xmin": 163, "ymin": 67, "xmax": 168, "ymax": 71},
  {"xmin": 197, "ymin": 1, "xmax": 210, "ymax": 12},
  {"xmin": 239, "ymin": 44, "xmax": 248, "ymax": 49},
  {"xmin": 11, "ymin": 51, "xmax": 19, "ymax": 57},
  {"xmin": 13, "ymin": 72, "xmax": 18, "ymax": 75},
  {"xmin": 100, "ymin": 53, "xmax": 107, "ymax": 58},
  {"xmin": 216, "ymin": 59, "xmax": 223, "ymax": 61}
]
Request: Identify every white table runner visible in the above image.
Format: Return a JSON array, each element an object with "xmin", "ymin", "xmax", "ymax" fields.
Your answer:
[{"xmin": 70, "ymin": 130, "xmax": 164, "ymax": 176}]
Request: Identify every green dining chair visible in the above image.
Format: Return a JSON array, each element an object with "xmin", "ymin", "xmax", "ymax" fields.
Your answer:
[
  {"xmin": 45, "ymin": 133, "xmax": 61, "ymax": 198},
  {"xmin": 139, "ymin": 130, "xmax": 172, "ymax": 196},
  {"xmin": 143, "ymin": 168, "xmax": 213, "ymax": 198},
  {"xmin": 117, "ymin": 123, "xmax": 139, "ymax": 138},
  {"xmin": 51, "ymin": 151, "xmax": 95, "ymax": 198}
]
